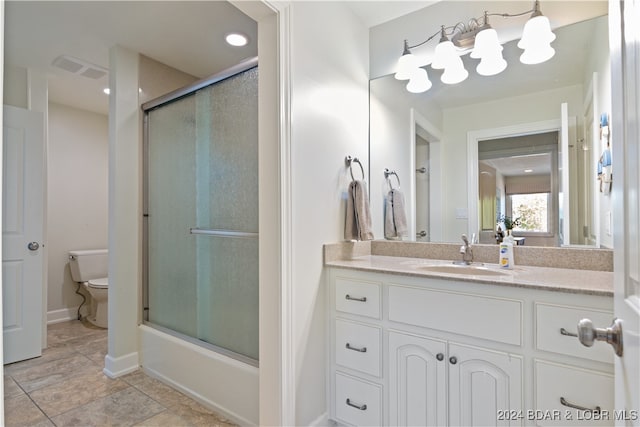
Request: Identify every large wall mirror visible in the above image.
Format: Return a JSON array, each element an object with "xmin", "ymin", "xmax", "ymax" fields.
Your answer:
[{"xmin": 369, "ymin": 6, "xmax": 611, "ymax": 248}]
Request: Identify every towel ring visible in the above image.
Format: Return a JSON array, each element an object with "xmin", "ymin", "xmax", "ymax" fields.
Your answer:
[
  {"xmin": 384, "ymin": 168, "xmax": 401, "ymax": 189},
  {"xmin": 345, "ymin": 156, "xmax": 365, "ymax": 181}
]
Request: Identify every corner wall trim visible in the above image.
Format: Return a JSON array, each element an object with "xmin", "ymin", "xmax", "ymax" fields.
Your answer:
[{"xmin": 103, "ymin": 352, "xmax": 139, "ymax": 378}]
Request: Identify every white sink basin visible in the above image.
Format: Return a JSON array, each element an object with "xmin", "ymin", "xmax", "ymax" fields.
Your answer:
[{"xmin": 421, "ymin": 263, "xmax": 510, "ymax": 277}]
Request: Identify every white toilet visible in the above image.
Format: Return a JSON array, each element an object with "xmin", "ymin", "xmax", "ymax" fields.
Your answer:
[{"xmin": 68, "ymin": 249, "xmax": 109, "ymax": 328}]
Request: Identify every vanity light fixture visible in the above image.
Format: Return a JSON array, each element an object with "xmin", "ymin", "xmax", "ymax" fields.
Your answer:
[{"xmin": 395, "ymin": 0, "xmax": 555, "ymax": 93}]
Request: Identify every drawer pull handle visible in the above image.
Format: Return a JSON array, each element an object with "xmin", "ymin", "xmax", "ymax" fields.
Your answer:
[
  {"xmin": 345, "ymin": 294, "xmax": 367, "ymax": 302},
  {"xmin": 560, "ymin": 327, "xmax": 578, "ymax": 337},
  {"xmin": 346, "ymin": 398, "xmax": 367, "ymax": 411},
  {"xmin": 560, "ymin": 397, "xmax": 601, "ymax": 414},
  {"xmin": 346, "ymin": 343, "xmax": 367, "ymax": 353}
]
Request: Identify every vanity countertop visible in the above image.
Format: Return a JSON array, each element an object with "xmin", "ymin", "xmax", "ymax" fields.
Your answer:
[{"xmin": 324, "ymin": 242, "xmax": 614, "ymax": 297}]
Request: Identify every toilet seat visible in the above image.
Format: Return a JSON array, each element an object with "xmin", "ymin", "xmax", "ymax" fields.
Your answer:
[{"xmin": 87, "ymin": 277, "xmax": 108, "ymax": 289}]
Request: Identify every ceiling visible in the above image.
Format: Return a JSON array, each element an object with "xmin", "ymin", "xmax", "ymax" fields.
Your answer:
[
  {"xmin": 4, "ymin": 1, "xmax": 431, "ymax": 116},
  {"xmin": 345, "ymin": 1, "xmax": 437, "ymax": 28},
  {"xmin": 4, "ymin": 1, "xmax": 259, "ymax": 115}
]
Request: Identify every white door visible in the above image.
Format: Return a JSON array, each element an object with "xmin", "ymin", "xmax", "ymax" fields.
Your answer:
[
  {"xmin": 3, "ymin": 105, "xmax": 45, "ymax": 364},
  {"xmin": 609, "ymin": 0, "xmax": 640, "ymax": 420},
  {"xmin": 388, "ymin": 331, "xmax": 447, "ymax": 426},
  {"xmin": 559, "ymin": 102, "xmax": 570, "ymax": 246},
  {"xmin": 415, "ymin": 136, "xmax": 430, "ymax": 242},
  {"xmin": 448, "ymin": 342, "xmax": 522, "ymax": 426}
]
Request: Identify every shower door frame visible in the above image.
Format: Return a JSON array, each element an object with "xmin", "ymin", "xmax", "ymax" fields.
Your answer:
[{"xmin": 141, "ymin": 56, "xmax": 259, "ymax": 366}]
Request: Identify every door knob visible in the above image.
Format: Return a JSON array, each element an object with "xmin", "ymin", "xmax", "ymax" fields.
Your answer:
[
  {"xmin": 416, "ymin": 230, "xmax": 427, "ymax": 238},
  {"xmin": 27, "ymin": 242, "xmax": 40, "ymax": 251},
  {"xmin": 577, "ymin": 318, "xmax": 623, "ymax": 357}
]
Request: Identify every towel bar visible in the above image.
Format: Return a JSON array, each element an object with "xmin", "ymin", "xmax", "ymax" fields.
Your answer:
[
  {"xmin": 189, "ymin": 228, "xmax": 258, "ymax": 238},
  {"xmin": 345, "ymin": 155, "xmax": 365, "ymax": 181},
  {"xmin": 384, "ymin": 168, "xmax": 401, "ymax": 189}
]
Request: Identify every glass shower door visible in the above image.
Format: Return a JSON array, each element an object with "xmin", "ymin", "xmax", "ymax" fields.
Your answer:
[{"xmin": 145, "ymin": 66, "xmax": 258, "ymax": 362}]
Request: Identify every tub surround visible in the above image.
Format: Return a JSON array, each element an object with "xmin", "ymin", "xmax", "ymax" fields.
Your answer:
[{"xmin": 324, "ymin": 241, "xmax": 613, "ymax": 296}]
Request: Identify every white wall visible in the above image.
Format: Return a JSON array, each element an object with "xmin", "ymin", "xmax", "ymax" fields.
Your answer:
[
  {"xmin": 3, "ymin": 64, "xmax": 28, "ymax": 109},
  {"xmin": 288, "ymin": 2, "xmax": 369, "ymax": 424},
  {"xmin": 47, "ymin": 102, "xmax": 108, "ymax": 322},
  {"xmin": 585, "ymin": 16, "xmax": 613, "ymax": 248}
]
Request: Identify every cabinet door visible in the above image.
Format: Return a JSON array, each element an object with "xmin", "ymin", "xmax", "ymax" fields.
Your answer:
[
  {"xmin": 448, "ymin": 342, "xmax": 523, "ymax": 426},
  {"xmin": 389, "ymin": 331, "xmax": 447, "ymax": 426}
]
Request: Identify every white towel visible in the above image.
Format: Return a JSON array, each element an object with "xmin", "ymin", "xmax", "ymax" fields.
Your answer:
[
  {"xmin": 345, "ymin": 180, "xmax": 374, "ymax": 241},
  {"xmin": 384, "ymin": 188, "xmax": 408, "ymax": 239}
]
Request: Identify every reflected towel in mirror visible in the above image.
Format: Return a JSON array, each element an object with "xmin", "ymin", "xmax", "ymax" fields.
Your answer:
[
  {"xmin": 345, "ymin": 180, "xmax": 374, "ymax": 241},
  {"xmin": 384, "ymin": 188, "xmax": 408, "ymax": 239}
]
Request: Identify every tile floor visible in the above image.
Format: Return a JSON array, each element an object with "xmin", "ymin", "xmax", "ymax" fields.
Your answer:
[{"xmin": 4, "ymin": 320, "xmax": 238, "ymax": 427}]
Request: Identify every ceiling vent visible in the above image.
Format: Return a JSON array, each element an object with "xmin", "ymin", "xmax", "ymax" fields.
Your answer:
[{"xmin": 52, "ymin": 55, "xmax": 108, "ymax": 79}]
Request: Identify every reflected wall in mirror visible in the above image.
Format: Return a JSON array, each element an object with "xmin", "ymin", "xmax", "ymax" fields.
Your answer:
[{"xmin": 369, "ymin": 7, "xmax": 611, "ymax": 248}]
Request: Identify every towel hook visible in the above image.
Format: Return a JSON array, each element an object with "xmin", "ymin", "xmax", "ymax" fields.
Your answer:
[
  {"xmin": 345, "ymin": 156, "xmax": 365, "ymax": 181},
  {"xmin": 384, "ymin": 168, "xmax": 401, "ymax": 189}
]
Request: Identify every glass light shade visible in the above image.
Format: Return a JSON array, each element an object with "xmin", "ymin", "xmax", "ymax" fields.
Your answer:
[
  {"xmin": 518, "ymin": 15, "xmax": 556, "ymax": 48},
  {"xmin": 518, "ymin": 15, "xmax": 556, "ymax": 64},
  {"xmin": 476, "ymin": 52, "xmax": 507, "ymax": 76},
  {"xmin": 432, "ymin": 40, "xmax": 457, "ymax": 70},
  {"xmin": 470, "ymin": 28, "xmax": 501, "ymax": 58},
  {"xmin": 395, "ymin": 52, "xmax": 419, "ymax": 80},
  {"xmin": 441, "ymin": 56, "xmax": 469, "ymax": 84},
  {"xmin": 406, "ymin": 68, "xmax": 432, "ymax": 93},
  {"xmin": 520, "ymin": 44, "xmax": 555, "ymax": 64}
]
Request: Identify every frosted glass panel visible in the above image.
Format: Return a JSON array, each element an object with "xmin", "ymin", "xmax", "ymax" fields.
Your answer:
[
  {"xmin": 147, "ymin": 95, "xmax": 198, "ymax": 337},
  {"xmin": 145, "ymin": 67, "xmax": 258, "ymax": 361}
]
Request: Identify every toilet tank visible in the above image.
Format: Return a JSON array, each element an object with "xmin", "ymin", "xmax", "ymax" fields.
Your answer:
[{"xmin": 69, "ymin": 249, "xmax": 108, "ymax": 282}]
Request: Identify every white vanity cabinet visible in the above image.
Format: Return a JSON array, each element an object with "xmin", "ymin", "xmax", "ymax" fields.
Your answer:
[
  {"xmin": 327, "ymin": 267, "xmax": 614, "ymax": 427},
  {"xmin": 388, "ymin": 331, "xmax": 522, "ymax": 426}
]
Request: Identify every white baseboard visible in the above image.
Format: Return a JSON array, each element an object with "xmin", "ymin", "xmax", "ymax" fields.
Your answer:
[
  {"xmin": 103, "ymin": 352, "xmax": 139, "ymax": 378},
  {"xmin": 309, "ymin": 412, "xmax": 330, "ymax": 427},
  {"xmin": 47, "ymin": 307, "xmax": 81, "ymax": 324}
]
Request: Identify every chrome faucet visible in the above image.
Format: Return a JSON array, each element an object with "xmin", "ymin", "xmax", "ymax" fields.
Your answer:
[{"xmin": 459, "ymin": 234, "xmax": 473, "ymax": 265}]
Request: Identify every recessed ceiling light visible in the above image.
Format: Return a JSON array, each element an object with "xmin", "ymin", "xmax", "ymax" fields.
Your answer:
[
  {"xmin": 103, "ymin": 88, "xmax": 110, "ymax": 95},
  {"xmin": 225, "ymin": 32, "xmax": 249, "ymax": 47},
  {"xmin": 524, "ymin": 169, "xmax": 533, "ymax": 173}
]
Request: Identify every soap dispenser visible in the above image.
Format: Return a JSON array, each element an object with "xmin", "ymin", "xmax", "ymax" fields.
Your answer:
[{"xmin": 499, "ymin": 241, "xmax": 514, "ymax": 269}]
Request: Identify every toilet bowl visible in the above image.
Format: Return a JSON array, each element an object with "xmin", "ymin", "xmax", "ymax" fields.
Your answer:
[
  {"xmin": 85, "ymin": 277, "xmax": 109, "ymax": 328},
  {"xmin": 68, "ymin": 249, "xmax": 108, "ymax": 328}
]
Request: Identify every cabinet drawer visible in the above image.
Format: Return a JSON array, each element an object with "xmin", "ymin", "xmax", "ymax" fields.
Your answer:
[
  {"xmin": 335, "ymin": 372, "xmax": 382, "ymax": 426},
  {"xmin": 388, "ymin": 285, "xmax": 522, "ymax": 345},
  {"xmin": 535, "ymin": 303, "xmax": 613, "ymax": 364},
  {"xmin": 335, "ymin": 277, "xmax": 381, "ymax": 319},
  {"xmin": 535, "ymin": 359, "xmax": 613, "ymax": 426},
  {"xmin": 335, "ymin": 319, "xmax": 381, "ymax": 377}
]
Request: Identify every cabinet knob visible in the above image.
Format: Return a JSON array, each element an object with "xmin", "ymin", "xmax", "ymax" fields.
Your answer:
[
  {"xmin": 449, "ymin": 356, "xmax": 457, "ymax": 365},
  {"xmin": 436, "ymin": 353, "xmax": 444, "ymax": 361}
]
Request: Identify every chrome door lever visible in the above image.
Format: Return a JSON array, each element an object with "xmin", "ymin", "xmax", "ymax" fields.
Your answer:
[{"xmin": 577, "ymin": 318, "xmax": 623, "ymax": 357}]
